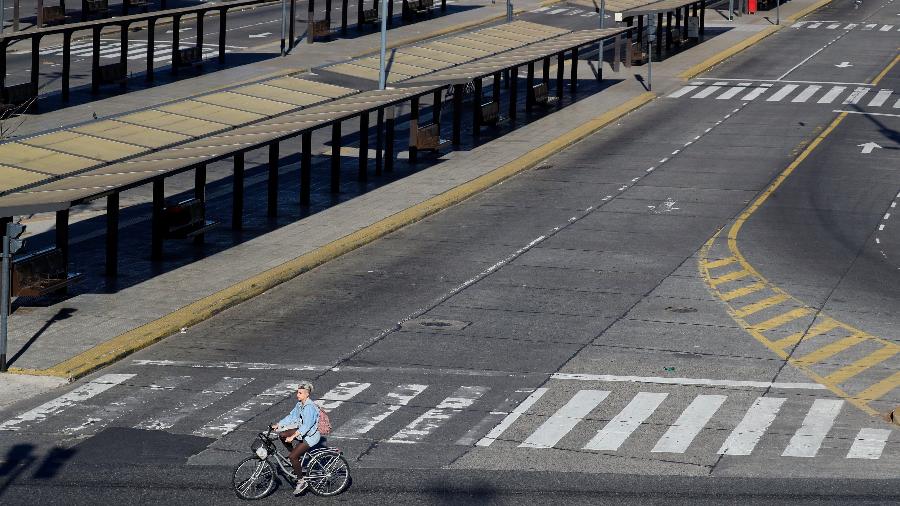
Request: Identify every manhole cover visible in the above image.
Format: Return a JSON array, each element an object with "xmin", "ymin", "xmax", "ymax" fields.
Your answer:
[
  {"xmin": 665, "ymin": 306, "xmax": 697, "ymax": 314},
  {"xmin": 402, "ymin": 318, "xmax": 471, "ymax": 331},
  {"xmin": 535, "ymin": 164, "xmax": 553, "ymax": 170}
]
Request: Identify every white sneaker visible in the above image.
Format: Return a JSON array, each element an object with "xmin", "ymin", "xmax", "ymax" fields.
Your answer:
[{"xmin": 293, "ymin": 479, "xmax": 308, "ymax": 495}]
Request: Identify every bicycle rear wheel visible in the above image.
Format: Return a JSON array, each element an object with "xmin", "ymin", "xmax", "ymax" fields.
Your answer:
[
  {"xmin": 305, "ymin": 452, "xmax": 351, "ymax": 497},
  {"xmin": 232, "ymin": 457, "xmax": 276, "ymax": 500}
]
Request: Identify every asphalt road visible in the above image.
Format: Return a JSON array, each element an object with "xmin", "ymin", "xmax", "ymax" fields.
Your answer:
[{"xmin": 1, "ymin": 0, "xmax": 899, "ymax": 503}]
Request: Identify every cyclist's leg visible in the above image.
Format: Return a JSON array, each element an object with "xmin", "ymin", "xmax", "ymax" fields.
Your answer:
[
  {"xmin": 278, "ymin": 429, "xmax": 297, "ymax": 451},
  {"xmin": 289, "ymin": 441, "xmax": 311, "ymax": 479}
]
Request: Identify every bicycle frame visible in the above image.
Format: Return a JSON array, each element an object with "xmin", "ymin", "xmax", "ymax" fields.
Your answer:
[{"xmin": 255, "ymin": 428, "xmax": 342, "ymax": 482}]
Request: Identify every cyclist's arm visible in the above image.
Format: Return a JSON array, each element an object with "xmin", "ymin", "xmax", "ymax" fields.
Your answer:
[{"xmin": 276, "ymin": 403, "xmax": 302, "ymax": 430}]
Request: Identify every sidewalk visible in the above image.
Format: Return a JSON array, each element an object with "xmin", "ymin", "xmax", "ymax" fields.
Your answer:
[{"xmin": 0, "ymin": 0, "xmax": 831, "ymax": 405}]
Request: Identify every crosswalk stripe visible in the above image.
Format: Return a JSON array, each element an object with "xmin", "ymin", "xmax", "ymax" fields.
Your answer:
[
  {"xmin": 0, "ymin": 374, "xmax": 135, "ymax": 432},
  {"xmin": 792, "ymin": 85, "xmax": 821, "ymax": 103},
  {"xmin": 651, "ymin": 395, "xmax": 726, "ymax": 453},
  {"xmin": 771, "ymin": 318, "xmax": 841, "ymax": 350},
  {"xmin": 717, "ymin": 86, "xmax": 749, "ymax": 99},
  {"xmin": 855, "ymin": 370, "xmax": 900, "ymax": 402},
  {"xmin": 752, "ymin": 308, "xmax": 811, "ymax": 332},
  {"xmin": 844, "ymin": 23, "xmax": 857, "ymax": 29},
  {"xmin": 817, "ymin": 86, "xmax": 846, "ymax": 104},
  {"xmin": 846, "ymin": 428, "xmax": 891, "ymax": 459},
  {"xmin": 669, "ymin": 85, "xmax": 699, "ymax": 98},
  {"xmin": 459, "ymin": 389, "xmax": 535, "ymax": 446},
  {"xmin": 825, "ymin": 345, "xmax": 899, "ymax": 385},
  {"xmin": 863, "ymin": 24, "xmax": 876, "ymax": 30},
  {"xmin": 895, "ymin": 98, "xmax": 900, "ymax": 109},
  {"xmin": 796, "ymin": 334, "xmax": 866, "ymax": 365},
  {"xmin": 741, "ymin": 87, "xmax": 770, "ymax": 101},
  {"xmin": 583, "ymin": 392, "xmax": 668, "ymax": 451},
  {"xmin": 880, "ymin": 25, "xmax": 894, "ymax": 31},
  {"xmin": 135, "ymin": 376, "xmax": 251, "ymax": 431},
  {"xmin": 316, "ymin": 382, "xmax": 371, "ymax": 412},
  {"xmin": 718, "ymin": 397, "xmax": 785, "ymax": 455},
  {"xmin": 842, "ymin": 87, "xmax": 870, "ymax": 105},
  {"xmin": 766, "ymin": 84, "xmax": 799, "ymax": 102},
  {"xmin": 388, "ymin": 386, "xmax": 489, "ymax": 443},
  {"xmin": 782, "ymin": 399, "xmax": 842, "ymax": 457},
  {"xmin": 196, "ymin": 380, "xmax": 299, "ymax": 437},
  {"xmin": 868, "ymin": 89, "xmax": 893, "ymax": 107},
  {"xmin": 63, "ymin": 376, "xmax": 189, "ymax": 436},
  {"xmin": 476, "ymin": 388, "xmax": 548, "ymax": 447},
  {"xmin": 547, "ymin": 8, "xmax": 568, "ymax": 14},
  {"xmin": 806, "ymin": 22, "xmax": 822, "ymax": 29},
  {"xmin": 531, "ymin": 6, "xmax": 550, "ymax": 11},
  {"xmin": 720, "ymin": 281, "xmax": 767, "ymax": 301},
  {"xmin": 692, "ymin": 86, "xmax": 723, "ymax": 99},
  {"xmin": 330, "ymin": 384, "xmax": 427, "ymax": 437},
  {"xmin": 733, "ymin": 293, "xmax": 791, "ymax": 318},
  {"xmin": 790, "ymin": 22, "xmax": 806, "ymax": 28},
  {"xmin": 825, "ymin": 23, "xmax": 839, "ymax": 29},
  {"xmin": 519, "ymin": 390, "xmax": 609, "ymax": 449}
]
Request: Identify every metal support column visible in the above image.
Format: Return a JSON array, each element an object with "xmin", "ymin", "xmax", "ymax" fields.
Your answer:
[
  {"xmin": 409, "ymin": 95, "xmax": 420, "ymax": 163},
  {"xmin": 331, "ymin": 122, "xmax": 341, "ymax": 193},
  {"xmin": 119, "ymin": 22, "xmax": 128, "ymax": 88},
  {"xmin": 268, "ymin": 143, "xmax": 279, "ymax": 217},
  {"xmin": 232, "ymin": 152, "xmax": 244, "ymax": 230},
  {"xmin": 194, "ymin": 164, "xmax": 207, "ymax": 244},
  {"xmin": 54, "ymin": 209, "xmax": 69, "ymax": 293},
  {"xmin": 106, "ymin": 193, "xmax": 119, "ymax": 277},
  {"xmin": 525, "ymin": 62, "xmax": 534, "ymax": 111},
  {"xmin": 172, "ymin": 14, "xmax": 181, "ymax": 75},
  {"xmin": 376, "ymin": 108, "xmax": 384, "ymax": 176},
  {"xmin": 699, "ymin": 0, "xmax": 705, "ymax": 39},
  {"xmin": 151, "ymin": 179, "xmax": 164, "ymax": 260},
  {"xmin": 147, "ymin": 18, "xmax": 156, "ymax": 79},
  {"xmin": 301, "ymin": 131, "xmax": 312, "ymax": 205},
  {"xmin": 656, "ymin": 13, "xmax": 662, "ymax": 59},
  {"xmin": 62, "ymin": 31, "xmax": 72, "ymax": 101},
  {"xmin": 472, "ymin": 78, "xmax": 482, "ymax": 139},
  {"xmin": 542, "ymin": 57, "xmax": 550, "ymax": 84},
  {"xmin": 555, "ymin": 52, "xmax": 564, "ymax": 101},
  {"xmin": 571, "ymin": 47, "xmax": 578, "ymax": 91},
  {"xmin": 508, "ymin": 66, "xmax": 518, "ymax": 123},
  {"xmin": 452, "ymin": 84, "xmax": 463, "ymax": 145},
  {"xmin": 358, "ymin": 113, "xmax": 369, "ymax": 181},
  {"xmin": 218, "ymin": 9, "xmax": 227, "ymax": 63},
  {"xmin": 674, "ymin": 7, "xmax": 681, "ymax": 44},
  {"xmin": 385, "ymin": 110, "xmax": 395, "ymax": 172},
  {"xmin": 91, "ymin": 25, "xmax": 101, "ymax": 93},
  {"xmin": 341, "ymin": 0, "xmax": 348, "ymax": 33},
  {"xmin": 665, "ymin": 12, "xmax": 672, "ymax": 52}
]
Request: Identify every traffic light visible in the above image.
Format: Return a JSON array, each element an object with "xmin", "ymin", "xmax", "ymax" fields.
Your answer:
[{"xmin": 5, "ymin": 222, "xmax": 25, "ymax": 254}]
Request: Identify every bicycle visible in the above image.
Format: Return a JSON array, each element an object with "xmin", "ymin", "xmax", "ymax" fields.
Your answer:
[{"xmin": 231, "ymin": 426, "xmax": 351, "ymax": 500}]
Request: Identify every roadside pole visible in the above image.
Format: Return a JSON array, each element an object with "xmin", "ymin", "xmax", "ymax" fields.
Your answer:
[
  {"xmin": 0, "ymin": 232, "xmax": 9, "ymax": 372},
  {"xmin": 379, "ymin": 0, "xmax": 388, "ymax": 89},
  {"xmin": 280, "ymin": 0, "xmax": 287, "ymax": 55},
  {"xmin": 1, "ymin": 0, "xmax": 5, "ymax": 35},
  {"xmin": 647, "ymin": 15, "xmax": 652, "ymax": 91},
  {"xmin": 506, "ymin": 0, "xmax": 512, "ymax": 22},
  {"xmin": 597, "ymin": 0, "xmax": 605, "ymax": 80},
  {"xmin": 776, "ymin": 0, "xmax": 780, "ymax": 25},
  {"xmin": 728, "ymin": 0, "xmax": 733, "ymax": 21}
]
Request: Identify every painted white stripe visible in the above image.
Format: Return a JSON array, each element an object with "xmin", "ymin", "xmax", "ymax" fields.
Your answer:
[
  {"xmin": 583, "ymin": 392, "xmax": 668, "ymax": 451},
  {"xmin": 863, "ymin": 24, "xmax": 876, "ymax": 30},
  {"xmin": 316, "ymin": 382, "xmax": 371, "ymax": 412},
  {"xmin": 880, "ymin": 25, "xmax": 894, "ymax": 31},
  {"xmin": 717, "ymin": 86, "xmax": 748, "ymax": 100},
  {"xmin": 844, "ymin": 23, "xmax": 857, "ymax": 29},
  {"xmin": 388, "ymin": 386, "xmax": 489, "ymax": 443},
  {"xmin": 791, "ymin": 85, "xmax": 821, "ymax": 103},
  {"xmin": 195, "ymin": 380, "xmax": 297, "ymax": 437},
  {"xmin": 691, "ymin": 86, "xmax": 722, "ymax": 99},
  {"xmin": 135, "ymin": 376, "xmax": 251, "ymax": 431},
  {"xmin": 868, "ymin": 89, "xmax": 893, "ymax": 107},
  {"xmin": 846, "ymin": 428, "xmax": 891, "ymax": 459},
  {"xmin": 782, "ymin": 399, "xmax": 843, "ymax": 457},
  {"xmin": 817, "ymin": 86, "xmax": 846, "ymax": 104},
  {"xmin": 132, "ymin": 359, "xmax": 327, "ymax": 372},
  {"xmin": 806, "ymin": 22, "xmax": 822, "ymax": 28},
  {"xmin": 551, "ymin": 373, "xmax": 826, "ymax": 390},
  {"xmin": 477, "ymin": 388, "xmax": 548, "ymax": 447},
  {"xmin": 790, "ymin": 21, "xmax": 807, "ymax": 28},
  {"xmin": 63, "ymin": 376, "xmax": 190, "ymax": 436},
  {"xmin": 458, "ymin": 389, "xmax": 535, "ymax": 446},
  {"xmin": 668, "ymin": 85, "xmax": 699, "ymax": 98},
  {"xmin": 843, "ymin": 87, "xmax": 870, "ymax": 105},
  {"xmin": 895, "ymin": 97, "xmax": 900, "ymax": 109},
  {"xmin": 766, "ymin": 84, "xmax": 799, "ymax": 102},
  {"xmin": 531, "ymin": 6, "xmax": 550, "ymax": 11},
  {"xmin": 651, "ymin": 395, "xmax": 727, "ymax": 453},
  {"xmin": 718, "ymin": 397, "xmax": 785, "ymax": 456},
  {"xmin": 519, "ymin": 390, "xmax": 609, "ymax": 449},
  {"xmin": 741, "ymin": 87, "xmax": 770, "ymax": 101},
  {"xmin": 547, "ymin": 8, "xmax": 568, "ymax": 14},
  {"xmin": 825, "ymin": 23, "xmax": 839, "ymax": 29},
  {"xmin": 0, "ymin": 374, "xmax": 135, "ymax": 431},
  {"xmin": 330, "ymin": 384, "xmax": 427, "ymax": 437}
]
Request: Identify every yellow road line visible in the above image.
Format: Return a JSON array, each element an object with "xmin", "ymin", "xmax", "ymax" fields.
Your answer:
[
  {"xmin": 771, "ymin": 317, "xmax": 841, "ymax": 350},
  {"xmin": 733, "ymin": 293, "xmax": 791, "ymax": 318},
  {"xmin": 703, "ymin": 257, "xmax": 736, "ymax": 269},
  {"xmin": 857, "ymin": 371, "xmax": 900, "ymax": 403},
  {"xmin": 720, "ymin": 281, "xmax": 767, "ymax": 301},
  {"xmin": 751, "ymin": 308, "xmax": 812, "ymax": 332},
  {"xmin": 826, "ymin": 345, "xmax": 900, "ymax": 385},
  {"xmin": 871, "ymin": 53, "xmax": 900, "ymax": 87},
  {"xmin": 796, "ymin": 334, "xmax": 867, "ymax": 365},
  {"xmin": 709, "ymin": 269, "xmax": 752, "ymax": 287}
]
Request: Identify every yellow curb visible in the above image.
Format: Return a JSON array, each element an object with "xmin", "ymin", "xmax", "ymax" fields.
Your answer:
[
  {"xmin": 10, "ymin": 90, "xmax": 654, "ymax": 381},
  {"xmin": 678, "ymin": 0, "xmax": 833, "ymax": 80}
]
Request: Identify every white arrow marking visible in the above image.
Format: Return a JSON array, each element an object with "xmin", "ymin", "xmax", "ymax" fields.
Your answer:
[
  {"xmin": 835, "ymin": 61, "xmax": 853, "ymax": 68},
  {"xmin": 249, "ymin": 32, "xmax": 272, "ymax": 38},
  {"xmin": 858, "ymin": 142, "xmax": 882, "ymax": 154}
]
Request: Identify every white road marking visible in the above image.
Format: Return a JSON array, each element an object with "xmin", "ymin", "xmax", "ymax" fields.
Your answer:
[
  {"xmin": 846, "ymin": 428, "xmax": 891, "ymax": 459},
  {"xmin": 0, "ymin": 374, "xmax": 135, "ymax": 431},
  {"xmin": 135, "ymin": 376, "xmax": 251, "ymax": 431},
  {"xmin": 718, "ymin": 397, "xmax": 785, "ymax": 455},
  {"xmin": 791, "ymin": 85, "xmax": 821, "ymax": 102},
  {"xmin": 477, "ymin": 388, "xmax": 548, "ymax": 447},
  {"xmin": 880, "ymin": 25, "xmax": 894, "ymax": 31},
  {"xmin": 863, "ymin": 24, "xmax": 876, "ymax": 30},
  {"xmin": 717, "ymin": 86, "xmax": 748, "ymax": 100},
  {"xmin": 826, "ymin": 23, "xmax": 840, "ymax": 29},
  {"xmin": 583, "ymin": 392, "xmax": 668, "ymax": 451},
  {"xmin": 842, "ymin": 87, "xmax": 870, "ymax": 105},
  {"xmin": 547, "ymin": 8, "xmax": 568, "ymax": 14},
  {"xmin": 782, "ymin": 399, "xmax": 843, "ymax": 457},
  {"xmin": 389, "ymin": 386, "xmax": 489, "ymax": 443},
  {"xmin": 459, "ymin": 389, "xmax": 534, "ymax": 446},
  {"xmin": 316, "ymin": 382, "xmax": 371, "ymax": 412},
  {"xmin": 806, "ymin": 22, "xmax": 822, "ymax": 28},
  {"xmin": 551, "ymin": 373, "xmax": 827, "ymax": 390},
  {"xmin": 133, "ymin": 359, "xmax": 327, "ymax": 371},
  {"xmin": 519, "ymin": 390, "xmax": 609, "ymax": 449},
  {"xmin": 844, "ymin": 23, "xmax": 856, "ymax": 29},
  {"xmin": 817, "ymin": 86, "xmax": 846, "ymax": 104},
  {"xmin": 330, "ymin": 384, "xmax": 427, "ymax": 437},
  {"xmin": 766, "ymin": 84, "xmax": 799, "ymax": 102},
  {"xmin": 668, "ymin": 85, "xmax": 699, "ymax": 98},
  {"xmin": 651, "ymin": 395, "xmax": 727, "ymax": 453},
  {"xmin": 741, "ymin": 87, "xmax": 770, "ymax": 101},
  {"xmin": 196, "ymin": 380, "xmax": 297, "ymax": 437},
  {"xmin": 868, "ymin": 89, "xmax": 893, "ymax": 107},
  {"xmin": 692, "ymin": 86, "xmax": 722, "ymax": 99}
]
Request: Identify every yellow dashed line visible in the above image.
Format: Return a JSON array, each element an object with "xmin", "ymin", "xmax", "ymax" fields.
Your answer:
[
  {"xmin": 720, "ymin": 281, "xmax": 767, "ymax": 301},
  {"xmin": 733, "ymin": 293, "xmax": 792, "ymax": 318},
  {"xmin": 857, "ymin": 371, "xmax": 900, "ymax": 403},
  {"xmin": 770, "ymin": 317, "xmax": 841, "ymax": 350},
  {"xmin": 709, "ymin": 269, "xmax": 752, "ymax": 287},
  {"xmin": 796, "ymin": 334, "xmax": 867, "ymax": 365},
  {"xmin": 751, "ymin": 308, "xmax": 812, "ymax": 332},
  {"xmin": 826, "ymin": 345, "xmax": 900, "ymax": 385}
]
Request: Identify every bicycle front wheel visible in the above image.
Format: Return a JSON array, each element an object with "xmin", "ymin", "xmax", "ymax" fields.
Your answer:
[
  {"xmin": 305, "ymin": 452, "xmax": 351, "ymax": 497},
  {"xmin": 232, "ymin": 457, "xmax": 276, "ymax": 500}
]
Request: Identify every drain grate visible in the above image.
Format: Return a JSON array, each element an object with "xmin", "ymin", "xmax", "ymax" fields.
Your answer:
[
  {"xmin": 402, "ymin": 318, "xmax": 471, "ymax": 332},
  {"xmin": 665, "ymin": 306, "xmax": 698, "ymax": 314}
]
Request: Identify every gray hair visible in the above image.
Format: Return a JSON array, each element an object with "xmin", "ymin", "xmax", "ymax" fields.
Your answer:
[{"xmin": 297, "ymin": 381, "xmax": 314, "ymax": 395}]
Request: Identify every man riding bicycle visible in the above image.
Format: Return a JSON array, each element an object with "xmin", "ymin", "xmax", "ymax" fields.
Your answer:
[{"xmin": 271, "ymin": 381, "xmax": 320, "ymax": 495}]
